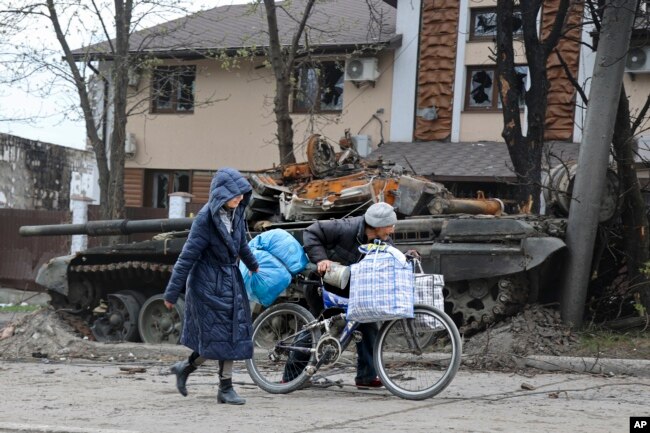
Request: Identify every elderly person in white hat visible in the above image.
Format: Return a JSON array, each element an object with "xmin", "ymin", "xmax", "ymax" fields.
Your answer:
[{"xmin": 285, "ymin": 201, "xmax": 413, "ymax": 388}]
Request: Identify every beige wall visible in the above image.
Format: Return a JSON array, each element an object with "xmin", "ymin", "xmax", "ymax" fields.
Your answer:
[
  {"xmin": 459, "ymin": 113, "xmax": 503, "ymax": 142},
  {"xmin": 469, "ymin": 0, "xmax": 496, "ymax": 7},
  {"xmin": 624, "ymin": 73, "xmax": 650, "ymax": 120},
  {"xmin": 125, "ymin": 52, "xmax": 393, "ymax": 172},
  {"xmin": 463, "ymin": 41, "xmax": 526, "ymax": 65}
]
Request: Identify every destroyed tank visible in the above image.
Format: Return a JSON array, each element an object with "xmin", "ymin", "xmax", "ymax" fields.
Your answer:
[
  {"xmin": 18, "ymin": 134, "xmax": 570, "ymax": 343},
  {"xmin": 20, "ymin": 213, "xmax": 567, "ymax": 344}
]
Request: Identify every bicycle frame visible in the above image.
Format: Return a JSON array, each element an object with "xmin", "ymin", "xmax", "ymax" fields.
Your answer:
[
  {"xmin": 273, "ymin": 303, "xmax": 424, "ymax": 375},
  {"xmin": 246, "ymin": 276, "xmax": 462, "ymax": 400},
  {"xmin": 273, "ymin": 312, "xmax": 358, "ymax": 360}
]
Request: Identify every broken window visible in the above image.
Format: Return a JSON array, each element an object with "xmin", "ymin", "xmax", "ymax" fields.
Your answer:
[
  {"xmin": 465, "ymin": 66, "xmax": 528, "ymax": 110},
  {"xmin": 144, "ymin": 170, "xmax": 191, "ymax": 208},
  {"xmin": 151, "ymin": 66, "xmax": 196, "ymax": 114},
  {"xmin": 469, "ymin": 7, "xmax": 523, "ymax": 40},
  {"xmin": 293, "ymin": 61, "xmax": 344, "ymax": 113}
]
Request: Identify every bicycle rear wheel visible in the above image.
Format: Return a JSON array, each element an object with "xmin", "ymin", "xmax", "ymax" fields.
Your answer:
[
  {"xmin": 245, "ymin": 303, "xmax": 321, "ymax": 394},
  {"xmin": 375, "ymin": 305, "xmax": 462, "ymax": 400}
]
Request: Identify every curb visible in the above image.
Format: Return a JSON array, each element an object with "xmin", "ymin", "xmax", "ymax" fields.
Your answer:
[{"xmin": 524, "ymin": 355, "xmax": 650, "ymax": 377}]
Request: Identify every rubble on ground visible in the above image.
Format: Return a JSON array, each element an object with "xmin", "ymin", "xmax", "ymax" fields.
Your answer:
[
  {"xmin": 463, "ymin": 304, "xmax": 578, "ymax": 370},
  {"xmin": 0, "ymin": 307, "xmax": 189, "ymax": 362},
  {"xmin": 4, "ymin": 303, "xmax": 645, "ymax": 370}
]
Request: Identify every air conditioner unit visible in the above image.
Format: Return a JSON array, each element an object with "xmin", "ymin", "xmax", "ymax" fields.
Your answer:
[
  {"xmin": 125, "ymin": 133, "xmax": 136, "ymax": 157},
  {"xmin": 626, "ymin": 47, "xmax": 650, "ymax": 73},
  {"xmin": 344, "ymin": 57, "xmax": 379, "ymax": 82}
]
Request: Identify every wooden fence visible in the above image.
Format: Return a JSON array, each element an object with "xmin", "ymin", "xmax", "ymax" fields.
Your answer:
[
  {"xmin": 0, "ymin": 205, "xmax": 191, "ymax": 290},
  {"xmin": 0, "ymin": 208, "xmax": 71, "ymax": 290}
]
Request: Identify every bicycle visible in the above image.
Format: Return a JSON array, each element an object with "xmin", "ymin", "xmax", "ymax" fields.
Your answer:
[{"xmin": 245, "ymin": 277, "xmax": 462, "ymax": 401}]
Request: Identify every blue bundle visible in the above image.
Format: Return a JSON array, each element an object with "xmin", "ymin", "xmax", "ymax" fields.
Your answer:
[
  {"xmin": 240, "ymin": 229, "xmax": 309, "ymax": 306},
  {"xmin": 248, "ymin": 229, "xmax": 308, "ymax": 273}
]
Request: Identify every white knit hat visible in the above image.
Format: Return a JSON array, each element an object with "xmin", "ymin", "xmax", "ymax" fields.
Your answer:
[{"xmin": 364, "ymin": 202, "xmax": 397, "ymax": 228}]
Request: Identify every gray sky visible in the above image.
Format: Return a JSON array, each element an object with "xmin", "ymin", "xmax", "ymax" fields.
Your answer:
[{"xmin": 0, "ymin": 0, "xmax": 250, "ymax": 150}]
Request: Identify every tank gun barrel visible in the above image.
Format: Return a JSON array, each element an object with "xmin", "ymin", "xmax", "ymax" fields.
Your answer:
[
  {"xmin": 19, "ymin": 218, "xmax": 194, "ymax": 237},
  {"xmin": 395, "ymin": 218, "xmax": 445, "ymax": 235}
]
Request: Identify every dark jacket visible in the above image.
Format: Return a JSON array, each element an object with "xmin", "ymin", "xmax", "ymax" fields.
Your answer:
[
  {"xmin": 302, "ymin": 216, "xmax": 394, "ymax": 266},
  {"xmin": 164, "ymin": 168, "xmax": 258, "ymax": 360}
]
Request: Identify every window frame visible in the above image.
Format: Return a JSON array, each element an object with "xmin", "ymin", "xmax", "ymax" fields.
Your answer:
[
  {"xmin": 143, "ymin": 169, "xmax": 192, "ymax": 208},
  {"xmin": 150, "ymin": 65, "xmax": 196, "ymax": 114},
  {"xmin": 464, "ymin": 65, "xmax": 528, "ymax": 112},
  {"xmin": 292, "ymin": 60, "xmax": 345, "ymax": 114},
  {"xmin": 469, "ymin": 7, "xmax": 524, "ymax": 41}
]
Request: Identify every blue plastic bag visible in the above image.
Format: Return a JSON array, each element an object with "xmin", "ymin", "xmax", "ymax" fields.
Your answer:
[
  {"xmin": 239, "ymin": 249, "xmax": 292, "ymax": 307},
  {"xmin": 248, "ymin": 229, "xmax": 308, "ymax": 274}
]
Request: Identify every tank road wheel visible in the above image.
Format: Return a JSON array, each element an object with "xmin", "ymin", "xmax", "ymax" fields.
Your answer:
[
  {"xmin": 91, "ymin": 290, "xmax": 147, "ymax": 342},
  {"xmin": 138, "ymin": 294, "xmax": 185, "ymax": 344},
  {"xmin": 445, "ymin": 278, "xmax": 500, "ymax": 328},
  {"xmin": 446, "ymin": 273, "xmax": 529, "ymax": 332},
  {"xmin": 67, "ymin": 278, "xmax": 99, "ymax": 311}
]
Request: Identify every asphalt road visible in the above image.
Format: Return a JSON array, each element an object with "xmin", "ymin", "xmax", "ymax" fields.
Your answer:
[{"xmin": 0, "ymin": 360, "xmax": 648, "ymax": 433}]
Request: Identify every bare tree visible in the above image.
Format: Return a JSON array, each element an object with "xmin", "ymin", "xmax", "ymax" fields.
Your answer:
[
  {"xmin": 495, "ymin": 0, "xmax": 570, "ymax": 212},
  {"xmin": 495, "ymin": 0, "xmax": 650, "ymax": 315},
  {"xmin": 256, "ymin": 0, "xmax": 391, "ymax": 164},
  {"xmin": 612, "ymin": 87, "xmax": 650, "ymax": 314},
  {"xmin": 0, "ymin": 0, "xmax": 194, "ymax": 224},
  {"xmin": 588, "ymin": 0, "xmax": 650, "ymax": 314},
  {"xmin": 259, "ymin": 0, "xmax": 316, "ymax": 165}
]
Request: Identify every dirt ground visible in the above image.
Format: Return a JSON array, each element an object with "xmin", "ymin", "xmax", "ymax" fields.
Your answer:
[
  {"xmin": 3, "ymin": 359, "xmax": 649, "ymax": 433},
  {"xmin": 1, "ymin": 306, "xmax": 649, "ymax": 433},
  {"xmin": 1, "ymin": 304, "xmax": 648, "ymax": 369}
]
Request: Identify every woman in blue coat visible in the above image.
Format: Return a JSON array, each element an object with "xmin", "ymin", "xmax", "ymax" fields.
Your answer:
[{"xmin": 163, "ymin": 168, "xmax": 259, "ymax": 405}]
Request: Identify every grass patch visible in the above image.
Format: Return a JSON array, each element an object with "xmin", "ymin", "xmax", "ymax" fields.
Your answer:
[
  {"xmin": 574, "ymin": 328, "xmax": 650, "ymax": 359},
  {"xmin": 0, "ymin": 304, "xmax": 43, "ymax": 313}
]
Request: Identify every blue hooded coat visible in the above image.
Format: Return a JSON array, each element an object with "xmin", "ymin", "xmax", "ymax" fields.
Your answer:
[{"xmin": 163, "ymin": 168, "xmax": 259, "ymax": 360}]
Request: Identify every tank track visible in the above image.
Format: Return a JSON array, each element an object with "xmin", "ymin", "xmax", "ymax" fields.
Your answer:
[
  {"xmin": 70, "ymin": 261, "xmax": 173, "ymax": 274},
  {"xmin": 65, "ymin": 261, "xmax": 172, "ymax": 312},
  {"xmin": 57, "ymin": 261, "xmax": 176, "ymax": 343},
  {"xmin": 445, "ymin": 273, "xmax": 529, "ymax": 333}
]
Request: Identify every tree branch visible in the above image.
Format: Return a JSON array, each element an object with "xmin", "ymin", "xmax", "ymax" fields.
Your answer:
[
  {"xmin": 543, "ymin": 0, "xmax": 570, "ymax": 57},
  {"xmin": 631, "ymin": 94, "xmax": 650, "ymax": 135},
  {"xmin": 554, "ymin": 48, "xmax": 588, "ymax": 105},
  {"xmin": 289, "ymin": 0, "xmax": 316, "ymax": 63},
  {"xmin": 90, "ymin": 0, "xmax": 115, "ymax": 54}
]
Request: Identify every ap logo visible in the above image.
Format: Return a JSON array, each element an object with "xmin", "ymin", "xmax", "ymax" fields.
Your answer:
[{"xmin": 631, "ymin": 417, "xmax": 650, "ymax": 432}]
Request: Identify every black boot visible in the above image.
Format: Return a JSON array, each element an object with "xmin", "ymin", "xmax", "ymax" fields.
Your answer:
[
  {"xmin": 217, "ymin": 378, "xmax": 246, "ymax": 405},
  {"xmin": 170, "ymin": 360, "xmax": 196, "ymax": 397}
]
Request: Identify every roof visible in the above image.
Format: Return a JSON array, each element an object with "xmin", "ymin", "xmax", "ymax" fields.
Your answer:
[
  {"xmin": 368, "ymin": 140, "xmax": 581, "ymax": 182},
  {"xmin": 74, "ymin": 0, "xmax": 398, "ymax": 60}
]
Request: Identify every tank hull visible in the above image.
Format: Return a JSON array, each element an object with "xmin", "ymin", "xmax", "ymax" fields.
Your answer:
[{"xmin": 30, "ymin": 215, "xmax": 566, "ymax": 339}]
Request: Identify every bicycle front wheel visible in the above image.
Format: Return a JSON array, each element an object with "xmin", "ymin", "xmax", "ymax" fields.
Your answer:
[
  {"xmin": 245, "ymin": 303, "xmax": 321, "ymax": 394},
  {"xmin": 375, "ymin": 305, "xmax": 462, "ymax": 400}
]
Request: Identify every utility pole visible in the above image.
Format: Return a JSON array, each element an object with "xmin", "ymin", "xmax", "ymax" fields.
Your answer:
[{"xmin": 559, "ymin": 0, "xmax": 637, "ymax": 327}]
